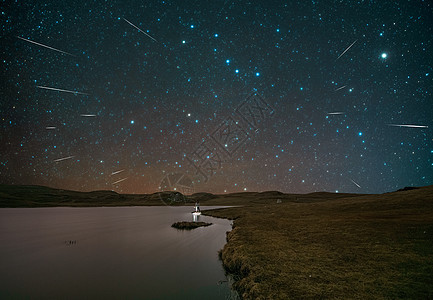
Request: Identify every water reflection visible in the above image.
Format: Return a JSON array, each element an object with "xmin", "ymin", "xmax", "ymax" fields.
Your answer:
[
  {"xmin": 0, "ymin": 207, "xmax": 236, "ymax": 299},
  {"xmin": 193, "ymin": 213, "xmax": 199, "ymax": 222}
]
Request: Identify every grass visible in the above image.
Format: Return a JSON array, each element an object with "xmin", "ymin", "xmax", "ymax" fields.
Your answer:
[
  {"xmin": 203, "ymin": 186, "xmax": 433, "ymax": 299},
  {"xmin": 171, "ymin": 221, "xmax": 212, "ymax": 230}
]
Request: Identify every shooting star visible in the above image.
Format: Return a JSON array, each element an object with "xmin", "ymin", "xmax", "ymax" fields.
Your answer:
[
  {"xmin": 46, "ymin": 126, "xmax": 56, "ymax": 130},
  {"xmin": 327, "ymin": 112, "xmax": 345, "ymax": 115},
  {"xmin": 37, "ymin": 85, "xmax": 89, "ymax": 95},
  {"xmin": 54, "ymin": 156, "xmax": 74, "ymax": 162},
  {"xmin": 112, "ymin": 177, "xmax": 128, "ymax": 185},
  {"xmin": 350, "ymin": 179, "xmax": 361, "ymax": 189},
  {"xmin": 336, "ymin": 39, "xmax": 357, "ymax": 60},
  {"xmin": 218, "ymin": 0, "xmax": 229, "ymax": 14},
  {"xmin": 387, "ymin": 124, "xmax": 428, "ymax": 129},
  {"xmin": 111, "ymin": 169, "xmax": 125, "ymax": 176},
  {"xmin": 123, "ymin": 18, "xmax": 157, "ymax": 42},
  {"xmin": 17, "ymin": 36, "xmax": 75, "ymax": 57},
  {"xmin": 80, "ymin": 114, "xmax": 97, "ymax": 117},
  {"xmin": 334, "ymin": 85, "xmax": 347, "ymax": 91}
]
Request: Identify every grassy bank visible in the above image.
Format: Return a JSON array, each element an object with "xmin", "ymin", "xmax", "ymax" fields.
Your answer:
[
  {"xmin": 203, "ymin": 186, "xmax": 433, "ymax": 299},
  {"xmin": 171, "ymin": 221, "xmax": 212, "ymax": 230}
]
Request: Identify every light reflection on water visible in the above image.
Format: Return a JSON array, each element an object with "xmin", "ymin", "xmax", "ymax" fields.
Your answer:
[{"xmin": 0, "ymin": 206, "xmax": 235, "ymax": 299}]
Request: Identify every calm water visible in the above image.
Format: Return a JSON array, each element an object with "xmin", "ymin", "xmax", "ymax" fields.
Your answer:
[{"xmin": 0, "ymin": 207, "xmax": 234, "ymax": 299}]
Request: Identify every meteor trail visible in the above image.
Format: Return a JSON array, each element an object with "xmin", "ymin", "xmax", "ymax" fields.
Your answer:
[
  {"xmin": 327, "ymin": 112, "xmax": 345, "ymax": 115},
  {"xmin": 112, "ymin": 177, "xmax": 128, "ymax": 185},
  {"xmin": 387, "ymin": 124, "xmax": 428, "ymax": 128},
  {"xmin": 54, "ymin": 156, "xmax": 74, "ymax": 162},
  {"xmin": 123, "ymin": 18, "xmax": 157, "ymax": 42},
  {"xmin": 37, "ymin": 85, "xmax": 89, "ymax": 95},
  {"xmin": 17, "ymin": 36, "xmax": 75, "ymax": 56},
  {"xmin": 111, "ymin": 169, "xmax": 125, "ymax": 176},
  {"xmin": 350, "ymin": 179, "xmax": 361, "ymax": 188},
  {"xmin": 80, "ymin": 114, "xmax": 97, "ymax": 117},
  {"xmin": 46, "ymin": 126, "xmax": 56, "ymax": 130},
  {"xmin": 336, "ymin": 39, "xmax": 357, "ymax": 60},
  {"xmin": 334, "ymin": 85, "xmax": 346, "ymax": 91},
  {"xmin": 218, "ymin": 0, "xmax": 229, "ymax": 14}
]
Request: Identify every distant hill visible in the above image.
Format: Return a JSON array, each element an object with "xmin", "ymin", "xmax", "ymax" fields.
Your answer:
[
  {"xmin": 0, "ymin": 184, "xmax": 431, "ymax": 208},
  {"xmin": 0, "ymin": 185, "xmax": 179, "ymax": 207},
  {"xmin": 396, "ymin": 186, "xmax": 420, "ymax": 192}
]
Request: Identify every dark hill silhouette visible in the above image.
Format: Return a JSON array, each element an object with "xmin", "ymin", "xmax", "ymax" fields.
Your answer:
[{"xmin": 1, "ymin": 184, "xmax": 432, "ymax": 207}]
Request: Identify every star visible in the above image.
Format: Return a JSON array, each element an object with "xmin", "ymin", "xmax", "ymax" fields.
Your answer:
[{"xmin": 2, "ymin": 0, "xmax": 431, "ymax": 195}]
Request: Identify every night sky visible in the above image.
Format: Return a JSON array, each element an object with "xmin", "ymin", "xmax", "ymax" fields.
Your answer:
[{"xmin": 1, "ymin": 0, "xmax": 432, "ymax": 195}]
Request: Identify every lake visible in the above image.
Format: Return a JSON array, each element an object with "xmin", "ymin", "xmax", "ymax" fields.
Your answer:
[{"xmin": 0, "ymin": 207, "xmax": 235, "ymax": 299}]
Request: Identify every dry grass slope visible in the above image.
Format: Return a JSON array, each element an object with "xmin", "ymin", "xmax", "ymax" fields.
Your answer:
[{"xmin": 204, "ymin": 186, "xmax": 433, "ymax": 299}]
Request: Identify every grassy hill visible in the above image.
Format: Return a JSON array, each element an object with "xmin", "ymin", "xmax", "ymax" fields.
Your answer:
[{"xmin": 203, "ymin": 185, "xmax": 433, "ymax": 299}]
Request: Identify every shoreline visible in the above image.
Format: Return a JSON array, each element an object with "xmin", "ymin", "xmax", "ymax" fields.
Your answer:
[{"xmin": 203, "ymin": 208, "xmax": 254, "ymax": 299}]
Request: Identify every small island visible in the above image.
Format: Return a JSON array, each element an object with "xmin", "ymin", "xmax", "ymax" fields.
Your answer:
[{"xmin": 171, "ymin": 221, "xmax": 212, "ymax": 230}]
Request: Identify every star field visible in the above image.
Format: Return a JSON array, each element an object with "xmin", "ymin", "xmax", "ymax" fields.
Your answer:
[{"xmin": 1, "ymin": 0, "xmax": 432, "ymax": 194}]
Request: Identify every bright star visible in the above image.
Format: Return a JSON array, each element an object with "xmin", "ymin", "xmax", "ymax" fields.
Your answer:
[{"xmin": 381, "ymin": 52, "xmax": 387, "ymax": 59}]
